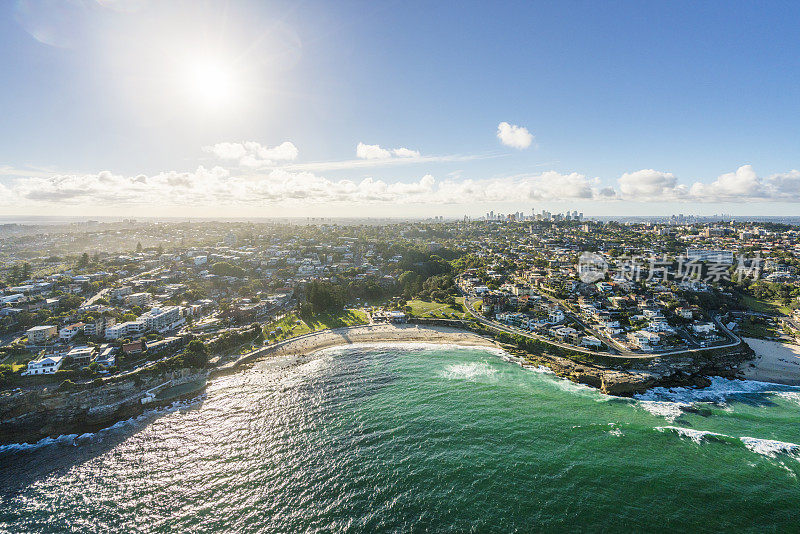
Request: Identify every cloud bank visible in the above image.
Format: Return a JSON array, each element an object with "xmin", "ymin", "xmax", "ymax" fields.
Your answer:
[
  {"xmin": 617, "ymin": 165, "xmax": 800, "ymax": 202},
  {"xmin": 3, "ymin": 137, "xmax": 800, "ymax": 211}
]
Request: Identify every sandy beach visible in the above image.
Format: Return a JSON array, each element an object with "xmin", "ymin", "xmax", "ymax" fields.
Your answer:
[
  {"xmin": 739, "ymin": 337, "xmax": 800, "ymax": 386},
  {"xmin": 219, "ymin": 324, "xmax": 502, "ymax": 372}
]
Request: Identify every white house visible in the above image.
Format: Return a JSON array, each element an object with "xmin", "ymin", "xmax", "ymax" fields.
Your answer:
[
  {"xmin": 581, "ymin": 336, "xmax": 603, "ymax": 348},
  {"xmin": 692, "ymin": 322, "xmax": 717, "ymax": 335},
  {"xmin": 628, "ymin": 330, "xmax": 661, "ymax": 351},
  {"xmin": 125, "ymin": 292, "xmax": 152, "ymax": 308},
  {"xmin": 550, "ymin": 326, "xmax": 578, "ymax": 342},
  {"xmin": 547, "ymin": 309, "xmax": 565, "ymax": 324},
  {"xmin": 23, "ymin": 355, "xmax": 64, "ymax": 375}
]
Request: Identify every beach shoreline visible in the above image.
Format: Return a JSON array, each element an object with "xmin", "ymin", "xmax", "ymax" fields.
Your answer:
[
  {"xmin": 738, "ymin": 337, "xmax": 800, "ymax": 386},
  {"xmin": 215, "ymin": 324, "xmax": 800, "ymax": 390},
  {"xmin": 215, "ymin": 324, "xmax": 503, "ymax": 375}
]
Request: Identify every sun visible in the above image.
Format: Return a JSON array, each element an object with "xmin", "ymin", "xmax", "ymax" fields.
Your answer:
[{"xmin": 184, "ymin": 57, "xmax": 237, "ymax": 111}]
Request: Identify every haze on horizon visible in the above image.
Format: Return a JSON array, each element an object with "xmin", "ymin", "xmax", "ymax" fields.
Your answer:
[{"xmin": 2, "ymin": 0, "xmax": 800, "ymax": 219}]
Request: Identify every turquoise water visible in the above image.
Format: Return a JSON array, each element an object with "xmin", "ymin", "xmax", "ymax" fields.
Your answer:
[{"xmin": 1, "ymin": 344, "xmax": 799, "ymax": 532}]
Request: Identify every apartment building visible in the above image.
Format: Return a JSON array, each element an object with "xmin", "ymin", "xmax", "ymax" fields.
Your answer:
[
  {"xmin": 26, "ymin": 325, "xmax": 57, "ymax": 344},
  {"xmin": 105, "ymin": 321, "xmax": 146, "ymax": 340},
  {"xmin": 139, "ymin": 306, "xmax": 183, "ymax": 332},
  {"xmin": 125, "ymin": 292, "xmax": 152, "ymax": 307}
]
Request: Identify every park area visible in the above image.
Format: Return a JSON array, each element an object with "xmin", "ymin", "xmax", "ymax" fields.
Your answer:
[
  {"xmin": 405, "ymin": 298, "xmax": 467, "ymax": 319},
  {"xmin": 264, "ymin": 309, "xmax": 369, "ymax": 341}
]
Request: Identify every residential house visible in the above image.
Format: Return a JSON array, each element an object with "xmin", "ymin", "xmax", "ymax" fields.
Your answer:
[{"xmin": 23, "ymin": 355, "xmax": 64, "ymax": 375}]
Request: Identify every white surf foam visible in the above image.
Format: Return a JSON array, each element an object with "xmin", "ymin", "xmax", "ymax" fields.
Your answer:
[
  {"xmin": 637, "ymin": 400, "xmax": 690, "ymax": 422},
  {"xmin": 740, "ymin": 437, "xmax": 800, "ymax": 459},
  {"xmin": 635, "ymin": 376, "xmax": 800, "ymax": 405},
  {"xmin": 775, "ymin": 391, "xmax": 800, "ymax": 407},
  {"xmin": 439, "ymin": 361, "xmax": 498, "ymax": 381},
  {"xmin": 656, "ymin": 426, "xmax": 729, "ymax": 444}
]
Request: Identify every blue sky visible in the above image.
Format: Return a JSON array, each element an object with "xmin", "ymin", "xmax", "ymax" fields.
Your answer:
[{"xmin": 1, "ymin": 0, "xmax": 800, "ymax": 217}]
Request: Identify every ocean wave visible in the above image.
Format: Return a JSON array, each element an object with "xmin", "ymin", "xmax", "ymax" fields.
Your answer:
[
  {"xmin": 637, "ymin": 400, "xmax": 690, "ymax": 422},
  {"xmin": 654, "ymin": 426, "xmax": 800, "ymax": 463},
  {"xmin": 656, "ymin": 426, "xmax": 732, "ymax": 444},
  {"xmin": 775, "ymin": 391, "xmax": 800, "ymax": 407},
  {"xmin": 439, "ymin": 361, "xmax": 498, "ymax": 381},
  {"xmin": 636, "ymin": 376, "xmax": 799, "ymax": 405},
  {"xmin": 0, "ymin": 395, "xmax": 205, "ymax": 456},
  {"xmin": 740, "ymin": 437, "xmax": 800, "ymax": 459}
]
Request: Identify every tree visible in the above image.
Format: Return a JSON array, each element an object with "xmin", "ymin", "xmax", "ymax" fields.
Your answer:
[
  {"xmin": 183, "ymin": 340, "xmax": 209, "ymax": 368},
  {"xmin": 305, "ymin": 281, "xmax": 345, "ymax": 313},
  {"xmin": 211, "ymin": 262, "xmax": 246, "ymax": 278},
  {"xmin": 136, "ymin": 242, "xmax": 143, "ymax": 253},
  {"xmin": 78, "ymin": 253, "xmax": 90, "ymax": 268}
]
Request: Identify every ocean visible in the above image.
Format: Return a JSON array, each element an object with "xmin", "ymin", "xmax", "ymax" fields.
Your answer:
[{"xmin": 1, "ymin": 344, "xmax": 799, "ymax": 532}]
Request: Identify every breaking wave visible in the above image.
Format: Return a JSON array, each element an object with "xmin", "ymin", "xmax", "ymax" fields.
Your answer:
[
  {"xmin": 439, "ymin": 361, "xmax": 498, "ymax": 381},
  {"xmin": 656, "ymin": 426, "xmax": 800, "ymax": 462}
]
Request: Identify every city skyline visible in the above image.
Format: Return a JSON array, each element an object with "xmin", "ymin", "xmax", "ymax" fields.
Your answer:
[{"xmin": 2, "ymin": 1, "xmax": 800, "ymax": 217}]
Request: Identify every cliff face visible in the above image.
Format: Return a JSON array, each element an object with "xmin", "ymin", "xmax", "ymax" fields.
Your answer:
[
  {"xmin": 0, "ymin": 368, "xmax": 206, "ymax": 445},
  {"xmin": 520, "ymin": 343, "xmax": 755, "ymax": 396}
]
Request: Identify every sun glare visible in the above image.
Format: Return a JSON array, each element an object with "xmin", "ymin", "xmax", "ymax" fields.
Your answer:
[{"xmin": 185, "ymin": 58, "xmax": 237, "ymax": 110}]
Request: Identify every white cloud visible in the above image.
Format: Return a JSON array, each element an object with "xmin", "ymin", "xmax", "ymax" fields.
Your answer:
[
  {"xmin": 392, "ymin": 147, "xmax": 421, "ymax": 158},
  {"xmin": 497, "ymin": 122, "xmax": 534, "ymax": 149},
  {"xmin": 618, "ymin": 169, "xmax": 686, "ymax": 200},
  {"xmin": 203, "ymin": 142, "xmax": 248, "ymax": 160},
  {"xmin": 689, "ymin": 164, "xmax": 762, "ymax": 200},
  {"xmin": 8, "ymin": 153, "xmax": 800, "ymax": 211},
  {"xmin": 5, "ymin": 165, "xmax": 609, "ymax": 208},
  {"xmin": 203, "ymin": 141, "xmax": 298, "ymax": 168},
  {"xmin": 767, "ymin": 170, "xmax": 800, "ymax": 199},
  {"xmin": 617, "ymin": 164, "xmax": 800, "ymax": 202},
  {"xmin": 356, "ymin": 142, "xmax": 391, "ymax": 160},
  {"xmin": 356, "ymin": 143, "xmax": 421, "ymax": 160}
]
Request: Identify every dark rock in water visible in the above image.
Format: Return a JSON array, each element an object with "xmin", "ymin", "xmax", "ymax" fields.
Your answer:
[{"xmin": 521, "ymin": 342, "xmax": 755, "ymax": 397}]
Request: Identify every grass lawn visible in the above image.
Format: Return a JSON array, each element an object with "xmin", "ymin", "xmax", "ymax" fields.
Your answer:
[
  {"xmin": 0, "ymin": 352, "xmax": 35, "ymax": 372},
  {"xmin": 741, "ymin": 294, "xmax": 793, "ymax": 316},
  {"xmin": 739, "ymin": 317, "xmax": 782, "ymax": 339},
  {"xmin": 406, "ymin": 299, "xmax": 467, "ymax": 319},
  {"xmin": 264, "ymin": 309, "xmax": 369, "ymax": 342}
]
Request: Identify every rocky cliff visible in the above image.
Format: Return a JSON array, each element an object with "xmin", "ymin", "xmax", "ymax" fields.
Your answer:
[{"xmin": 0, "ymin": 368, "xmax": 206, "ymax": 446}]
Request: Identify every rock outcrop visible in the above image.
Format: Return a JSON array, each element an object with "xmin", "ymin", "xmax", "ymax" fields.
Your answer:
[
  {"xmin": 0, "ymin": 368, "xmax": 206, "ymax": 445},
  {"xmin": 518, "ymin": 342, "xmax": 754, "ymax": 396}
]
